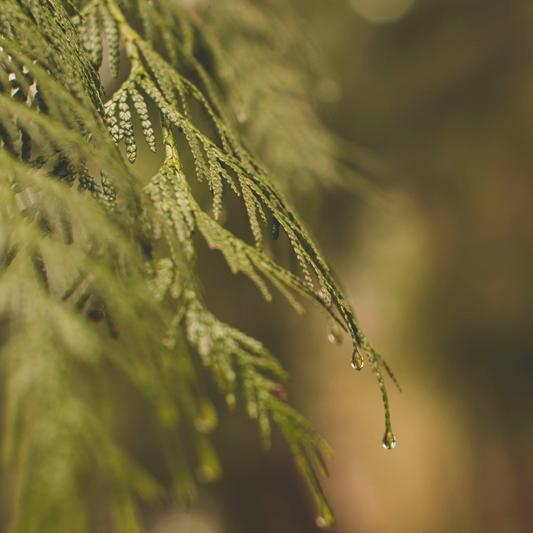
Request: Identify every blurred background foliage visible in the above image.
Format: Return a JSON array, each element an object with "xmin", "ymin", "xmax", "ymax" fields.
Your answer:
[
  {"xmin": 148, "ymin": 0, "xmax": 533, "ymax": 531},
  {"xmin": 3, "ymin": 0, "xmax": 531, "ymax": 531}
]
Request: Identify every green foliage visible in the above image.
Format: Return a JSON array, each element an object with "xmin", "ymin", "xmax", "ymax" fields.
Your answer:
[
  {"xmin": 194, "ymin": 0, "xmax": 345, "ymax": 195},
  {"xmin": 0, "ymin": 0, "xmax": 400, "ymax": 530}
]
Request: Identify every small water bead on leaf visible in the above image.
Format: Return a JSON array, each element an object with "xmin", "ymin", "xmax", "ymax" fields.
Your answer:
[
  {"xmin": 195, "ymin": 437, "xmax": 222, "ymax": 483},
  {"xmin": 351, "ymin": 348, "xmax": 364, "ymax": 370},
  {"xmin": 195, "ymin": 464, "xmax": 218, "ymax": 483},
  {"xmin": 327, "ymin": 322, "xmax": 343, "ymax": 345},
  {"xmin": 382, "ymin": 429, "xmax": 396, "ymax": 450},
  {"xmin": 236, "ymin": 110, "xmax": 247, "ymax": 123},
  {"xmin": 247, "ymin": 401, "xmax": 258, "ymax": 419},
  {"xmin": 225, "ymin": 393, "xmax": 236, "ymax": 408},
  {"xmin": 194, "ymin": 401, "xmax": 218, "ymax": 434},
  {"xmin": 315, "ymin": 517, "xmax": 330, "ymax": 529}
]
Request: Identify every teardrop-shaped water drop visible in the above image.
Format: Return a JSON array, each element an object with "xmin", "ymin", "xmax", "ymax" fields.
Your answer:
[
  {"xmin": 315, "ymin": 516, "xmax": 330, "ymax": 529},
  {"xmin": 194, "ymin": 401, "xmax": 219, "ymax": 434},
  {"xmin": 351, "ymin": 348, "xmax": 364, "ymax": 370},
  {"xmin": 327, "ymin": 323, "xmax": 343, "ymax": 345},
  {"xmin": 225, "ymin": 393, "xmax": 236, "ymax": 408},
  {"xmin": 196, "ymin": 464, "xmax": 217, "ymax": 483},
  {"xmin": 382, "ymin": 429, "xmax": 396, "ymax": 450}
]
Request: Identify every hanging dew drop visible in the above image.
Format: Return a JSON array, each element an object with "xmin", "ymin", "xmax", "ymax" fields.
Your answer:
[
  {"xmin": 382, "ymin": 429, "xmax": 396, "ymax": 450},
  {"xmin": 194, "ymin": 401, "xmax": 219, "ymax": 434},
  {"xmin": 315, "ymin": 516, "xmax": 329, "ymax": 529},
  {"xmin": 327, "ymin": 322, "xmax": 343, "ymax": 344},
  {"xmin": 195, "ymin": 464, "xmax": 217, "ymax": 483},
  {"xmin": 225, "ymin": 394, "xmax": 236, "ymax": 408},
  {"xmin": 351, "ymin": 348, "xmax": 364, "ymax": 370}
]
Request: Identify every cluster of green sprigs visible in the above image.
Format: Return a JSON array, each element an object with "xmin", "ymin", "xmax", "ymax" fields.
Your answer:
[
  {"xmin": 0, "ymin": 13, "xmax": 111, "ymax": 200},
  {"xmin": 0, "ymin": 0, "xmax": 400, "ymax": 530},
  {"xmin": 125, "ymin": 0, "xmax": 347, "ymax": 195},
  {"xmin": 84, "ymin": 0, "xmax": 401, "ymax": 518},
  {"xmin": 101, "ymin": 34, "xmax": 339, "ymax": 309},
  {"xmin": 182, "ymin": 292, "xmax": 335, "ymax": 525},
  {"xmin": 0, "ymin": 2, "xmax": 214, "ymax": 531},
  {"xmin": 0, "ymin": 42, "xmax": 116, "ymax": 207},
  {"xmin": 78, "ymin": 1, "xmax": 120, "ymax": 77},
  {"xmin": 0, "ymin": 152, "xmax": 164, "ymax": 533}
]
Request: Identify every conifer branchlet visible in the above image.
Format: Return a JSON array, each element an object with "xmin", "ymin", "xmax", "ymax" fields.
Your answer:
[{"xmin": 0, "ymin": 1, "xmax": 400, "ymax": 530}]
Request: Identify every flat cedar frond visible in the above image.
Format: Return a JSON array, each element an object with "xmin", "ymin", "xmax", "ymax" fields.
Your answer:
[{"xmin": 0, "ymin": 0, "xmax": 399, "ymax": 531}]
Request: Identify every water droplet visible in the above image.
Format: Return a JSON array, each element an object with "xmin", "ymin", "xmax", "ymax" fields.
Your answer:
[
  {"xmin": 327, "ymin": 323, "xmax": 343, "ymax": 344},
  {"xmin": 247, "ymin": 401, "xmax": 258, "ymax": 419},
  {"xmin": 225, "ymin": 394, "xmax": 236, "ymax": 408},
  {"xmin": 236, "ymin": 110, "xmax": 247, "ymax": 123},
  {"xmin": 351, "ymin": 348, "xmax": 364, "ymax": 370},
  {"xmin": 194, "ymin": 401, "xmax": 218, "ymax": 434},
  {"xmin": 315, "ymin": 516, "xmax": 329, "ymax": 529},
  {"xmin": 382, "ymin": 429, "xmax": 396, "ymax": 450},
  {"xmin": 195, "ymin": 464, "xmax": 217, "ymax": 483}
]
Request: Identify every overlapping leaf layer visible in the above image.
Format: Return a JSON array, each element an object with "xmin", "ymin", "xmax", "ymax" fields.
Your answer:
[{"xmin": 0, "ymin": 1, "xmax": 398, "ymax": 531}]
